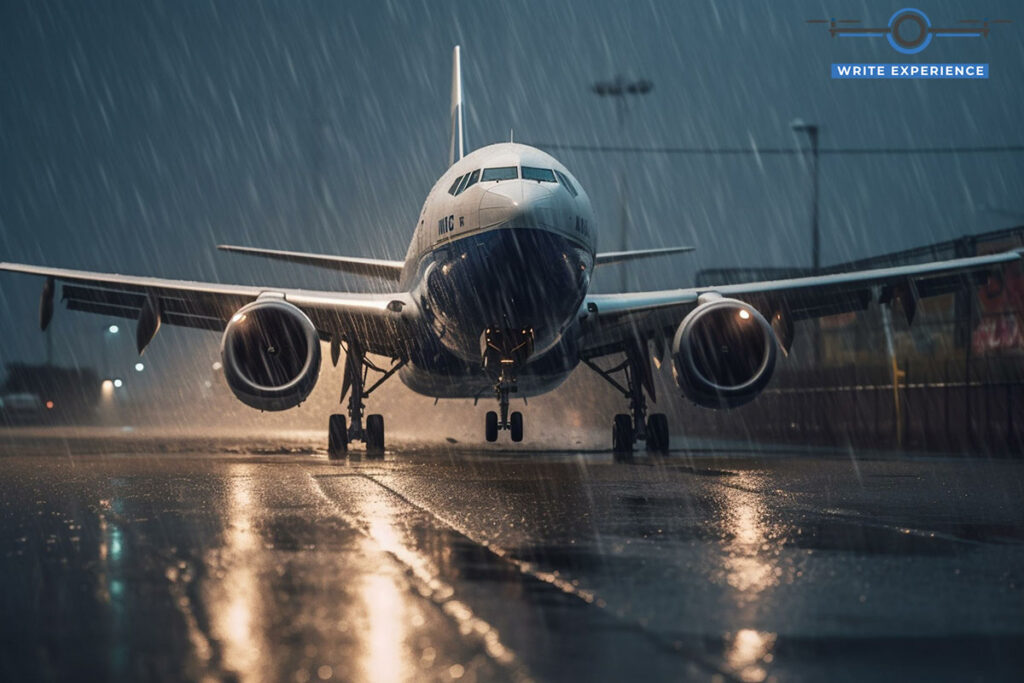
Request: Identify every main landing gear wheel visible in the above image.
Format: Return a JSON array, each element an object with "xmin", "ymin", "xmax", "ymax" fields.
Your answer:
[
  {"xmin": 510, "ymin": 411, "xmax": 524, "ymax": 443},
  {"xmin": 328, "ymin": 414, "xmax": 348, "ymax": 459},
  {"xmin": 327, "ymin": 338, "xmax": 407, "ymax": 459},
  {"xmin": 646, "ymin": 413, "xmax": 669, "ymax": 452},
  {"xmin": 366, "ymin": 414, "xmax": 385, "ymax": 458},
  {"xmin": 584, "ymin": 342, "xmax": 672, "ymax": 457},
  {"xmin": 485, "ymin": 411, "xmax": 499, "ymax": 442},
  {"xmin": 612, "ymin": 413, "xmax": 633, "ymax": 457}
]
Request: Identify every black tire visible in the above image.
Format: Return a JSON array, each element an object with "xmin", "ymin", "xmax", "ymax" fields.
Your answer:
[
  {"xmin": 510, "ymin": 411, "xmax": 523, "ymax": 442},
  {"xmin": 328, "ymin": 414, "xmax": 348, "ymax": 459},
  {"xmin": 646, "ymin": 413, "xmax": 670, "ymax": 452},
  {"xmin": 612, "ymin": 413, "xmax": 633, "ymax": 456},
  {"xmin": 485, "ymin": 411, "xmax": 499, "ymax": 442},
  {"xmin": 366, "ymin": 414, "xmax": 385, "ymax": 457}
]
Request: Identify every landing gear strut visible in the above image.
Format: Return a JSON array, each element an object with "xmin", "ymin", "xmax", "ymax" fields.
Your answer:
[
  {"xmin": 583, "ymin": 343, "xmax": 670, "ymax": 457},
  {"xmin": 482, "ymin": 327, "xmax": 531, "ymax": 443},
  {"xmin": 327, "ymin": 338, "xmax": 405, "ymax": 460}
]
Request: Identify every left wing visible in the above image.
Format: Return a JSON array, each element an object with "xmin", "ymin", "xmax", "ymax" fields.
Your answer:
[
  {"xmin": 580, "ymin": 249, "xmax": 1022, "ymax": 358},
  {"xmin": 217, "ymin": 244, "xmax": 405, "ymax": 281},
  {"xmin": 0, "ymin": 262, "xmax": 415, "ymax": 358}
]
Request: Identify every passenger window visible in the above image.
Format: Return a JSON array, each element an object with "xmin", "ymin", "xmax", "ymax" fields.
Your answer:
[
  {"xmin": 461, "ymin": 169, "xmax": 480, "ymax": 192},
  {"xmin": 448, "ymin": 175, "xmax": 465, "ymax": 195},
  {"xmin": 481, "ymin": 166, "xmax": 518, "ymax": 182},
  {"xmin": 522, "ymin": 166, "xmax": 556, "ymax": 182},
  {"xmin": 554, "ymin": 170, "xmax": 578, "ymax": 197}
]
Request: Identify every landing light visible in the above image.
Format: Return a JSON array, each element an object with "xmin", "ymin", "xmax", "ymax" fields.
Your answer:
[
  {"xmin": 108, "ymin": 324, "xmax": 120, "ymax": 334},
  {"xmin": 113, "ymin": 378, "xmax": 124, "ymax": 388},
  {"xmin": 739, "ymin": 310, "xmax": 751, "ymax": 320},
  {"xmin": 134, "ymin": 362, "xmax": 145, "ymax": 372}
]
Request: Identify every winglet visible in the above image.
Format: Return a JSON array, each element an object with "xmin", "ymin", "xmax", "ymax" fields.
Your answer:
[{"xmin": 449, "ymin": 46, "xmax": 465, "ymax": 167}]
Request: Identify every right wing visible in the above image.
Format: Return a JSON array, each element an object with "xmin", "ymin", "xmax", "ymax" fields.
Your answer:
[
  {"xmin": 580, "ymin": 249, "xmax": 1023, "ymax": 358},
  {"xmin": 0, "ymin": 262, "xmax": 415, "ymax": 358},
  {"xmin": 217, "ymin": 245, "xmax": 405, "ymax": 281}
]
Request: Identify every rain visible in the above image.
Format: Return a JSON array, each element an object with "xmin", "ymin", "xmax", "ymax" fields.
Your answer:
[{"xmin": 1, "ymin": 1, "xmax": 1023, "ymax": 680}]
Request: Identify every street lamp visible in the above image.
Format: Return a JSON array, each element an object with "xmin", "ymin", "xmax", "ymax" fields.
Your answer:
[
  {"xmin": 790, "ymin": 119, "xmax": 820, "ymax": 273},
  {"xmin": 592, "ymin": 75, "xmax": 653, "ymax": 291},
  {"xmin": 791, "ymin": 119, "xmax": 822, "ymax": 366}
]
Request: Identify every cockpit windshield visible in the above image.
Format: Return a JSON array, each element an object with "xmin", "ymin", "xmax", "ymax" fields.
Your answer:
[
  {"xmin": 481, "ymin": 166, "xmax": 518, "ymax": 182},
  {"xmin": 522, "ymin": 166, "xmax": 556, "ymax": 182}
]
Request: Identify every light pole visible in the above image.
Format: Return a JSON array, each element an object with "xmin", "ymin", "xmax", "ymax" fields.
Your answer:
[
  {"xmin": 790, "ymin": 119, "xmax": 820, "ymax": 273},
  {"xmin": 592, "ymin": 76, "xmax": 653, "ymax": 291},
  {"xmin": 791, "ymin": 119, "xmax": 822, "ymax": 366}
]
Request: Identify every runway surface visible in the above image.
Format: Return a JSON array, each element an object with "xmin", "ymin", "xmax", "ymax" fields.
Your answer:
[{"xmin": 1, "ymin": 430, "xmax": 1022, "ymax": 682}]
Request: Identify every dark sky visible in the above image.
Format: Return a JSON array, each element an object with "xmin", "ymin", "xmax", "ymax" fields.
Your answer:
[{"xmin": 1, "ymin": 0, "xmax": 1021, "ymax": 396}]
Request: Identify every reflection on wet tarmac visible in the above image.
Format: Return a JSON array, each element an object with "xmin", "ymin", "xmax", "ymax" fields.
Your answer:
[
  {"xmin": 2, "ymin": 437, "xmax": 1024, "ymax": 682},
  {"xmin": 209, "ymin": 471, "xmax": 263, "ymax": 678}
]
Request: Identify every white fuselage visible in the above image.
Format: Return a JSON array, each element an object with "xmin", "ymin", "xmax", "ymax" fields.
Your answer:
[{"xmin": 395, "ymin": 143, "xmax": 597, "ymax": 398}]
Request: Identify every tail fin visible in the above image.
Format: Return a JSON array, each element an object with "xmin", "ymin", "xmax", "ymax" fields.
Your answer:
[{"xmin": 449, "ymin": 45, "xmax": 465, "ymax": 167}]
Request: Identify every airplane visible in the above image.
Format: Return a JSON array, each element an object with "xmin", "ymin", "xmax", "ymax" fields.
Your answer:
[{"xmin": 1, "ymin": 46, "xmax": 1020, "ymax": 458}]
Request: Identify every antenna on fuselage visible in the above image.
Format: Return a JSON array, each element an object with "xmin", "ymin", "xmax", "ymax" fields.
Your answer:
[{"xmin": 449, "ymin": 46, "xmax": 466, "ymax": 167}]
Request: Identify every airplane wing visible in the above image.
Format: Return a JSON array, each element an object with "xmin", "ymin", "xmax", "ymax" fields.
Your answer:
[
  {"xmin": 579, "ymin": 249, "xmax": 1023, "ymax": 358},
  {"xmin": 0, "ymin": 262, "xmax": 415, "ymax": 358},
  {"xmin": 594, "ymin": 246, "xmax": 694, "ymax": 266},
  {"xmin": 217, "ymin": 245, "xmax": 405, "ymax": 281}
]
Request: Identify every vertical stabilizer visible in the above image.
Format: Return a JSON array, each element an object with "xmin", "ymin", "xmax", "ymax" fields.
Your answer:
[{"xmin": 449, "ymin": 46, "xmax": 465, "ymax": 167}]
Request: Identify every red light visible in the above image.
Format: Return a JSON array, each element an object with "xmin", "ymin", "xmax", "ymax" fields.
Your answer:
[{"xmin": 45, "ymin": 401, "xmax": 54, "ymax": 409}]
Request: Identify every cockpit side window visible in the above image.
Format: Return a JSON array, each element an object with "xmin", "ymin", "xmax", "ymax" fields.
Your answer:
[
  {"xmin": 454, "ymin": 167, "xmax": 477, "ymax": 194},
  {"xmin": 481, "ymin": 166, "xmax": 518, "ymax": 182},
  {"xmin": 554, "ymin": 170, "xmax": 578, "ymax": 197},
  {"xmin": 448, "ymin": 174, "xmax": 465, "ymax": 195},
  {"xmin": 522, "ymin": 166, "xmax": 556, "ymax": 182},
  {"xmin": 461, "ymin": 169, "xmax": 480, "ymax": 192}
]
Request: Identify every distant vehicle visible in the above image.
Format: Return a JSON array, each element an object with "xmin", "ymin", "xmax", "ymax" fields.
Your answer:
[
  {"xmin": 0, "ymin": 393, "xmax": 44, "ymax": 422},
  {"xmin": 1, "ymin": 47, "xmax": 1020, "ymax": 456}
]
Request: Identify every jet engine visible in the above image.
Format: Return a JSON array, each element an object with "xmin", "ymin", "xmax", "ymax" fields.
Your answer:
[
  {"xmin": 220, "ymin": 299, "xmax": 321, "ymax": 411},
  {"xmin": 671, "ymin": 297, "xmax": 777, "ymax": 409}
]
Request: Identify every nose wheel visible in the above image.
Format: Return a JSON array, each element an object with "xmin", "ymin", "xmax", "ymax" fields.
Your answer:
[
  {"xmin": 481, "ymin": 327, "xmax": 531, "ymax": 443},
  {"xmin": 485, "ymin": 407, "xmax": 523, "ymax": 442}
]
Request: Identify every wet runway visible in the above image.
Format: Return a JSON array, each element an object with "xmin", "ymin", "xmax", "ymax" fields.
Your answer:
[{"xmin": 2, "ymin": 431, "xmax": 1023, "ymax": 682}]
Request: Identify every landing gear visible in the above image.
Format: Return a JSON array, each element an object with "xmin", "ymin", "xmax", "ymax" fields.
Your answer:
[
  {"xmin": 481, "ymin": 327, "xmax": 533, "ymax": 443},
  {"xmin": 510, "ymin": 411, "xmax": 523, "ymax": 443},
  {"xmin": 612, "ymin": 414, "xmax": 633, "ymax": 456},
  {"xmin": 327, "ymin": 338, "xmax": 405, "ymax": 459},
  {"xmin": 328, "ymin": 414, "xmax": 348, "ymax": 459},
  {"xmin": 645, "ymin": 413, "xmax": 669, "ymax": 452},
  {"xmin": 584, "ymin": 342, "xmax": 671, "ymax": 456},
  {"xmin": 365, "ymin": 414, "xmax": 385, "ymax": 455}
]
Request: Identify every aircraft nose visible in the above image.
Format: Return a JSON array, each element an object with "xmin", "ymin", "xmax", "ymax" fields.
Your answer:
[{"xmin": 479, "ymin": 181, "xmax": 556, "ymax": 229}]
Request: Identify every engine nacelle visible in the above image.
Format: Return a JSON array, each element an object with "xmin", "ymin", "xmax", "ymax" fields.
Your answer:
[
  {"xmin": 220, "ymin": 299, "xmax": 321, "ymax": 411},
  {"xmin": 671, "ymin": 297, "xmax": 777, "ymax": 409}
]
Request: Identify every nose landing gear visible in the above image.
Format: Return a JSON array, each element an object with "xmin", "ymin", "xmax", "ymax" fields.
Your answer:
[{"xmin": 481, "ymin": 327, "xmax": 532, "ymax": 443}]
